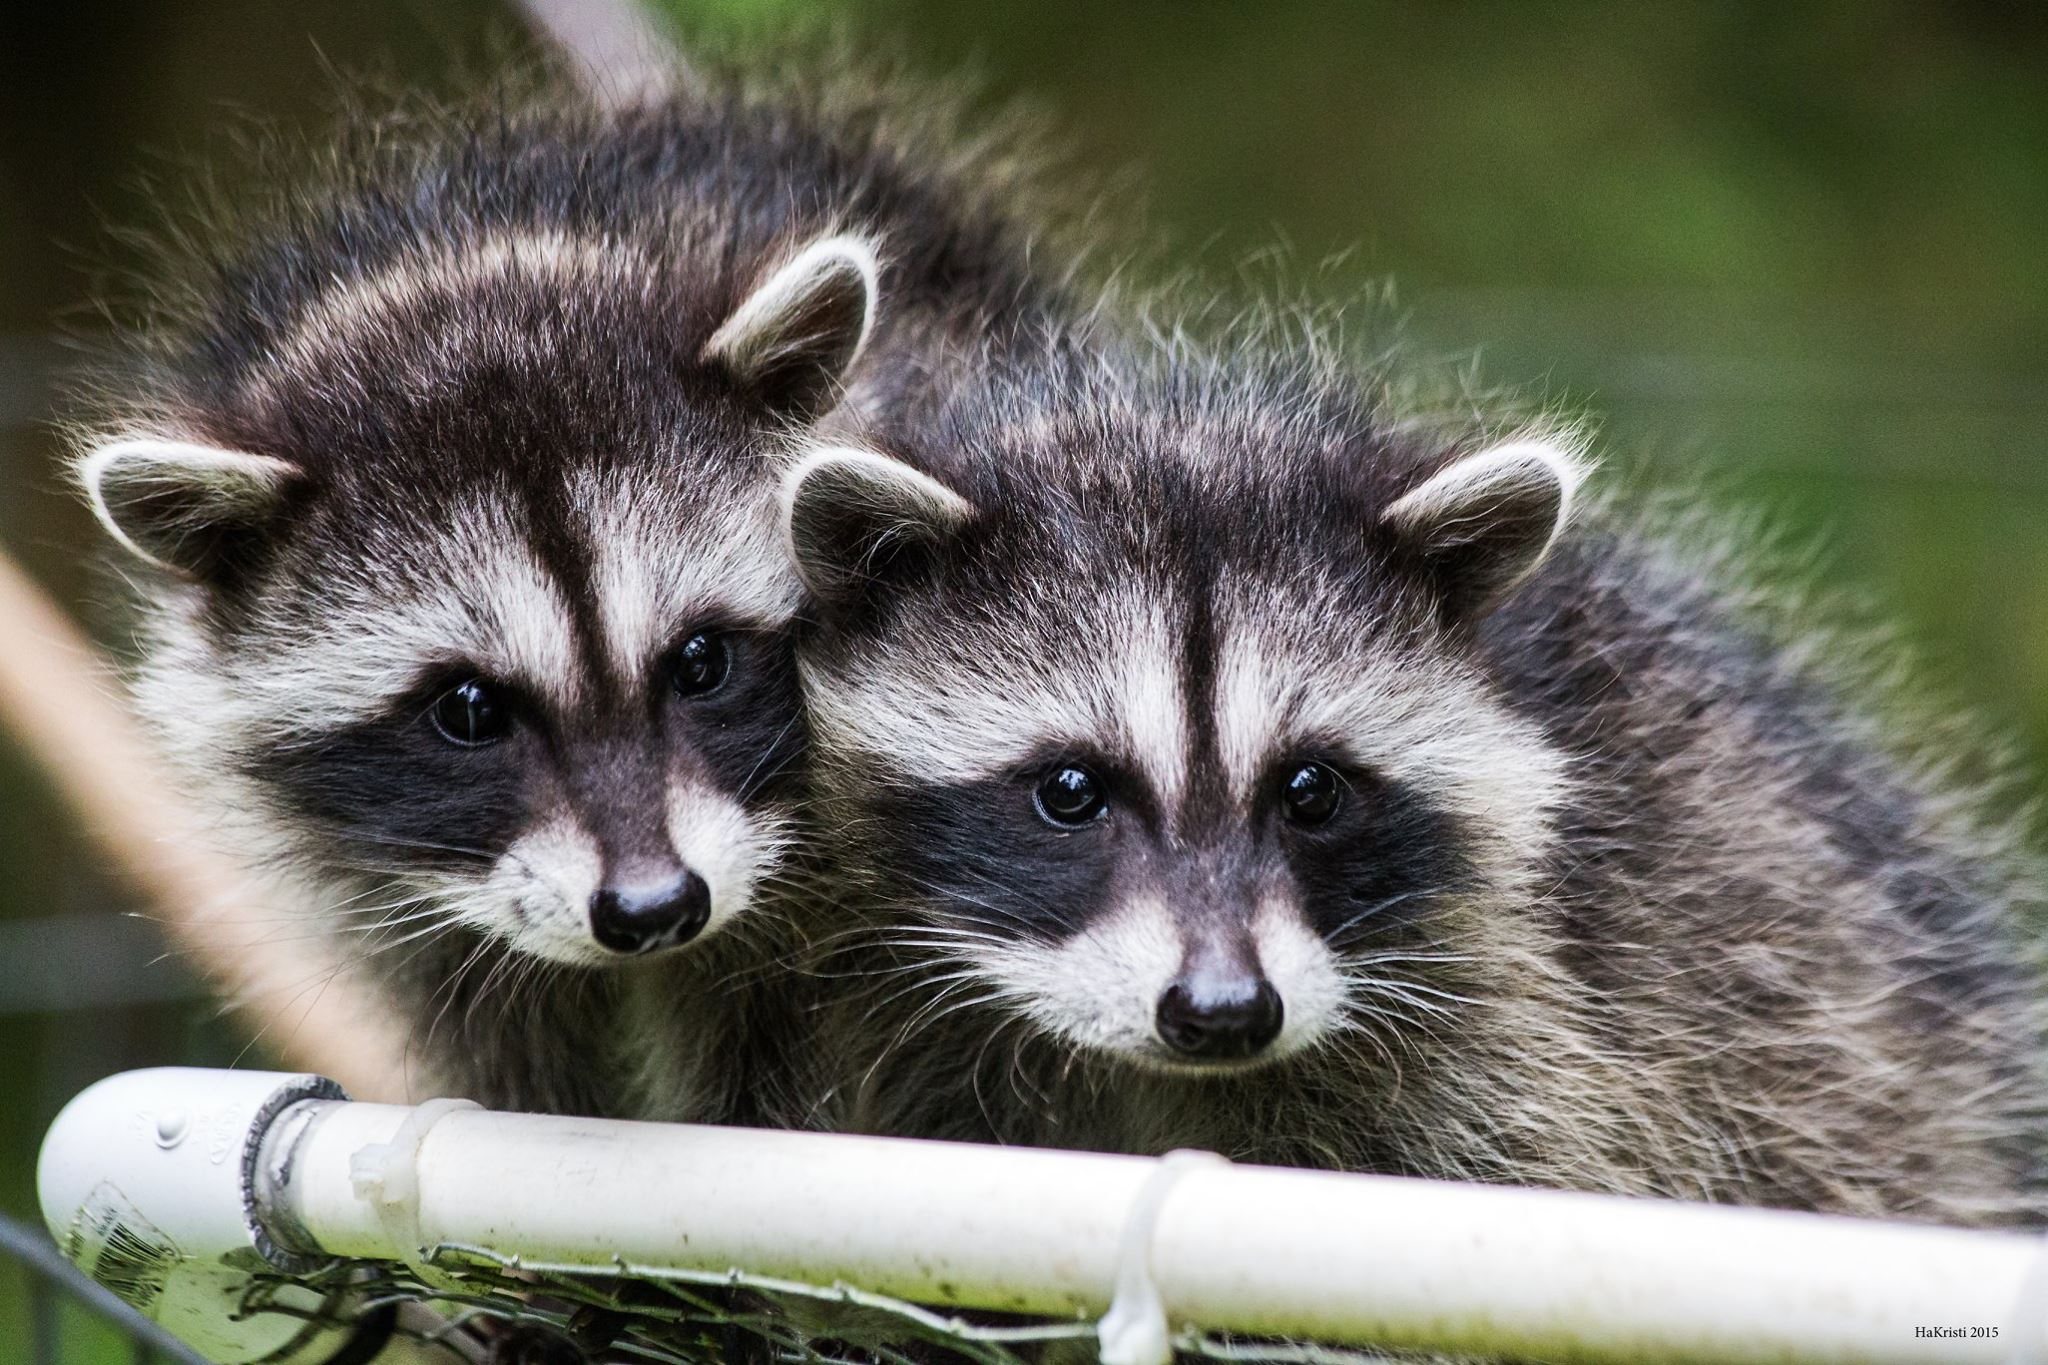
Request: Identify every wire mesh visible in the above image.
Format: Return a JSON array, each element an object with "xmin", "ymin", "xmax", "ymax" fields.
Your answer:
[
  {"xmin": 240, "ymin": 1243, "xmax": 1403, "ymax": 1365},
  {"xmin": 0, "ymin": 1212, "xmax": 212, "ymax": 1365},
  {"xmin": 12, "ymin": 1195, "xmax": 1408, "ymax": 1365}
]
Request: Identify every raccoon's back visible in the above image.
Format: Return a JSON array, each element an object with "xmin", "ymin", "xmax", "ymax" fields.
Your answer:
[
  {"xmin": 117, "ymin": 61, "xmax": 1073, "ymax": 428},
  {"xmin": 1480, "ymin": 520, "xmax": 2048, "ymax": 1223}
]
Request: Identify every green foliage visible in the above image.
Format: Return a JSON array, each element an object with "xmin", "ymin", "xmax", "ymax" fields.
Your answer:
[{"xmin": 656, "ymin": 0, "xmax": 2048, "ymax": 767}]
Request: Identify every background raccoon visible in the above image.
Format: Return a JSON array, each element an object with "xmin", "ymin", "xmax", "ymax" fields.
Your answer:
[
  {"xmin": 782, "ymin": 334, "xmax": 2048, "ymax": 1226},
  {"xmin": 71, "ymin": 64, "xmax": 1073, "ymax": 1120}
]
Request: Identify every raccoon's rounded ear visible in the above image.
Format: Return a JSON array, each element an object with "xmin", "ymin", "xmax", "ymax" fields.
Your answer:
[
  {"xmin": 77, "ymin": 437, "xmax": 302, "ymax": 581},
  {"xmin": 704, "ymin": 233, "xmax": 880, "ymax": 423},
  {"xmin": 1381, "ymin": 435, "xmax": 1587, "ymax": 618},
  {"xmin": 781, "ymin": 446, "xmax": 975, "ymax": 606}
]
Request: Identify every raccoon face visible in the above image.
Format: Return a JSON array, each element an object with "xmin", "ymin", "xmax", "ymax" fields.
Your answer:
[
  {"xmin": 82, "ymin": 232, "xmax": 879, "ymax": 967},
  {"xmin": 786, "ymin": 433, "xmax": 1581, "ymax": 1073}
]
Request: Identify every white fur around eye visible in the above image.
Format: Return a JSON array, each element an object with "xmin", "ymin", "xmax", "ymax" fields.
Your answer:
[
  {"xmin": 1211, "ymin": 572, "xmax": 1569, "ymax": 899},
  {"xmin": 802, "ymin": 580, "xmax": 1190, "ymax": 815},
  {"xmin": 241, "ymin": 510, "xmax": 587, "ymax": 729},
  {"xmin": 574, "ymin": 464, "xmax": 800, "ymax": 682}
]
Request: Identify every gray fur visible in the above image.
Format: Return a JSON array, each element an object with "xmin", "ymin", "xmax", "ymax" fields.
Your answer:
[
  {"xmin": 70, "ymin": 61, "xmax": 1080, "ymax": 1120},
  {"xmin": 789, "ymin": 332, "xmax": 2048, "ymax": 1227}
]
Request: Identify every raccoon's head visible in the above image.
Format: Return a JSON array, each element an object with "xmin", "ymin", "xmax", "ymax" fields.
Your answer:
[
  {"xmin": 80, "ymin": 230, "xmax": 879, "ymax": 967},
  {"xmin": 784, "ymin": 382, "xmax": 1581, "ymax": 1075}
]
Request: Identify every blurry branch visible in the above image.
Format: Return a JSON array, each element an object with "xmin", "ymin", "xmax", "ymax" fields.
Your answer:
[
  {"xmin": 512, "ymin": 0, "xmax": 687, "ymax": 106},
  {"xmin": 0, "ymin": 546, "xmax": 409, "ymax": 1101}
]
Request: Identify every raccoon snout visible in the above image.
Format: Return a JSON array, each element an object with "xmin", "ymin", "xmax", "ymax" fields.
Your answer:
[
  {"xmin": 1154, "ymin": 975, "xmax": 1284, "ymax": 1061},
  {"xmin": 587, "ymin": 871, "xmax": 711, "ymax": 955}
]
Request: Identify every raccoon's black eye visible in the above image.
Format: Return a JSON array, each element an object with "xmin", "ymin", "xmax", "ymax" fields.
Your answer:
[
  {"xmin": 670, "ymin": 632, "xmax": 732, "ymax": 697},
  {"xmin": 1035, "ymin": 765, "xmax": 1106, "ymax": 827},
  {"xmin": 1280, "ymin": 762, "xmax": 1343, "ymax": 827},
  {"xmin": 430, "ymin": 679, "xmax": 511, "ymax": 747}
]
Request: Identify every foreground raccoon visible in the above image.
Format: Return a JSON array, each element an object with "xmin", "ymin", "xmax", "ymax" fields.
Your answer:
[
  {"xmin": 784, "ymin": 335, "xmax": 2048, "ymax": 1225},
  {"xmin": 72, "ymin": 68, "xmax": 1069, "ymax": 1118}
]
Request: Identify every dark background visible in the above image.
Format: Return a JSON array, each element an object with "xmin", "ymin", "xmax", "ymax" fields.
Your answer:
[{"xmin": 4, "ymin": 3, "xmax": 2046, "ymax": 1353}]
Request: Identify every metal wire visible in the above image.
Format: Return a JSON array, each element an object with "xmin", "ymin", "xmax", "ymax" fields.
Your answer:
[
  {"xmin": 238, "ymin": 1243, "xmax": 1402, "ymax": 1365},
  {"xmin": 0, "ymin": 1213, "xmax": 211, "ymax": 1365}
]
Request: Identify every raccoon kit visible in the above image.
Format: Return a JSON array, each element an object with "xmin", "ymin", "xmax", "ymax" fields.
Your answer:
[
  {"xmin": 784, "ymin": 336, "xmax": 2048, "ymax": 1226},
  {"xmin": 73, "ymin": 70, "xmax": 1065, "ymax": 1120}
]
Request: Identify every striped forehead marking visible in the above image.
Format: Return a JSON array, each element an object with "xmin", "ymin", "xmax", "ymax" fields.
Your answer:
[
  {"xmin": 253, "ymin": 230, "xmax": 663, "ymax": 397},
  {"xmin": 807, "ymin": 586, "xmax": 1194, "ymax": 798},
  {"xmin": 1208, "ymin": 574, "xmax": 1572, "ymax": 877},
  {"xmin": 573, "ymin": 467, "xmax": 800, "ymax": 687},
  {"xmin": 252, "ymin": 472, "xmax": 800, "ymax": 730},
  {"xmin": 256, "ymin": 500, "xmax": 586, "ymax": 722},
  {"xmin": 1110, "ymin": 592, "xmax": 1190, "ymax": 811}
]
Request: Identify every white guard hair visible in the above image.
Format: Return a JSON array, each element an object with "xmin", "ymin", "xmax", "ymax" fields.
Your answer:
[
  {"xmin": 780, "ymin": 444, "xmax": 976, "ymax": 603},
  {"xmin": 1383, "ymin": 433, "xmax": 1589, "ymax": 609},
  {"xmin": 704, "ymin": 232, "xmax": 881, "ymax": 391},
  {"xmin": 79, "ymin": 437, "xmax": 300, "ymax": 577}
]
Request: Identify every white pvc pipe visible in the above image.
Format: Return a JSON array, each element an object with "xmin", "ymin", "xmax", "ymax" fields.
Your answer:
[
  {"xmin": 279, "ymin": 1099, "xmax": 2040, "ymax": 1364},
  {"xmin": 36, "ymin": 1069, "xmax": 360, "ymax": 1363},
  {"xmin": 43, "ymin": 1069, "xmax": 2048, "ymax": 1365}
]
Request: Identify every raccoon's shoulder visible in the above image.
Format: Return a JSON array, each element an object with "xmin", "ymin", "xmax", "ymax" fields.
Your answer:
[
  {"xmin": 1480, "ymin": 497, "xmax": 2047, "ymax": 952},
  {"xmin": 1479, "ymin": 499, "xmax": 1928, "ymax": 765},
  {"xmin": 1479, "ymin": 503, "xmax": 1919, "ymax": 791}
]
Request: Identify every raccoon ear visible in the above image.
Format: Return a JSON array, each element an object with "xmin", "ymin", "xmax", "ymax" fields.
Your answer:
[
  {"xmin": 781, "ymin": 446, "xmax": 975, "ymax": 606},
  {"xmin": 78, "ymin": 437, "xmax": 302, "ymax": 581},
  {"xmin": 1382, "ymin": 436, "xmax": 1586, "ymax": 617},
  {"xmin": 704, "ymin": 233, "xmax": 880, "ymax": 423}
]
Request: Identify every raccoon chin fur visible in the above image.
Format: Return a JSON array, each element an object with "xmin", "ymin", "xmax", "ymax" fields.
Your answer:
[
  {"xmin": 783, "ymin": 332, "xmax": 2048, "ymax": 1227},
  {"xmin": 68, "ymin": 57, "xmax": 1085, "ymax": 1121}
]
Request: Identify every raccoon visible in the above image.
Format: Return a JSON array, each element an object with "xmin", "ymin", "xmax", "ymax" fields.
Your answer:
[
  {"xmin": 71, "ymin": 68, "xmax": 1072, "ymax": 1120},
  {"xmin": 782, "ymin": 335, "xmax": 2048, "ymax": 1226}
]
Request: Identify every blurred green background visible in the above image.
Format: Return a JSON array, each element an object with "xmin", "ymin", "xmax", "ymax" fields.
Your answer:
[{"xmin": 3, "ymin": 0, "xmax": 2046, "ymax": 1354}]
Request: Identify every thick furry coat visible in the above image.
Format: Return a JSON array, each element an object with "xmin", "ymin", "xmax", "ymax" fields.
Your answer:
[
  {"xmin": 785, "ymin": 335, "xmax": 2048, "ymax": 1226},
  {"xmin": 73, "ymin": 64, "xmax": 1076, "ymax": 1120}
]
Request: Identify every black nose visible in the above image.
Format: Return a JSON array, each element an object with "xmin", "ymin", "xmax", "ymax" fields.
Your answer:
[
  {"xmin": 588, "ymin": 871, "xmax": 711, "ymax": 955},
  {"xmin": 1155, "ymin": 977, "xmax": 1284, "ymax": 1060}
]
